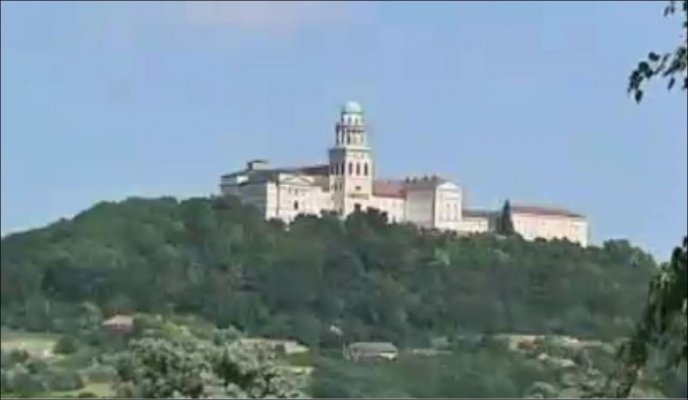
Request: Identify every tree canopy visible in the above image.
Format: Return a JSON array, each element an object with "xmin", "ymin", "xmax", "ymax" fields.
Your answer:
[
  {"xmin": 496, "ymin": 200, "xmax": 516, "ymax": 236},
  {"xmin": 1, "ymin": 195, "xmax": 659, "ymax": 350}
]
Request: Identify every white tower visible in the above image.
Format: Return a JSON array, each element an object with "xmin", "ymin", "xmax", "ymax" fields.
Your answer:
[{"xmin": 329, "ymin": 101, "xmax": 374, "ymax": 215}]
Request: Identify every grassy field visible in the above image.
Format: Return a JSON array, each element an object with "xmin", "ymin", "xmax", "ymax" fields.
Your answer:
[
  {"xmin": 43, "ymin": 382, "xmax": 115, "ymax": 398},
  {"xmin": 1, "ymin": 328, "xmax": 61, "ymax": 357}
]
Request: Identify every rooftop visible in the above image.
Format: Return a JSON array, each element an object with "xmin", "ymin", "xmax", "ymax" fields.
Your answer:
[
  {"xmin": 404, "ymin": 175, "xmax": 450, "ymax": 188},
  {"xmin": 511, "ymin": 204, "xmax": 584, "ymax": 219},
  {"xmin": 221, "ymin": 163, "xmax": 329, "ymax": 182},
  {"xmin": 348, "ymin": 342, "xmax": 398, "ymax": 353},
  {"xmin": 373, "ymin": 180, "xmax": 405, "ymax": 198},
  {"xmin": 342, "ymin": 101, "xmax": 363, "ymax": 114},
  {"xmin": 103, "ymin": 315, "xmax": 134, "ymax": 326}
]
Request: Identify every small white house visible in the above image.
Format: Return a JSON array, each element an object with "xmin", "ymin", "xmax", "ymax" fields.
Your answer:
[
  {"xmin": 344, "ymin": 342, "xmax": 399, "ymax": 362},
  {"xmin": 239, "ymin": 338, "xmax": 308, "ymax": 355}
]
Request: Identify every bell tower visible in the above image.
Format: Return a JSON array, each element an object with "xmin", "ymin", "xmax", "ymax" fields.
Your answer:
[{"xmin": 329, "ymin": 101, "xmax": 374, "ymax": 215}]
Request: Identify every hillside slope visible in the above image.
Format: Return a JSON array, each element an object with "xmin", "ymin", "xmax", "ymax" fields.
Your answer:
[{"xmin": 1, "ymin": 196, "xmax": 657, "ymax": 347}]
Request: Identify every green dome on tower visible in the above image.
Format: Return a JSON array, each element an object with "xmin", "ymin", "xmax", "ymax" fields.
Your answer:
[{"xmin": 341, "ymin": 101, "xmax": 363, "ymax": 114}]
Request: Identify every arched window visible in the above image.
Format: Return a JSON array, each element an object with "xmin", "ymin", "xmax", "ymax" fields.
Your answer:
[
  {"xmin": 341, "ymin": 162, "xmax": 345, "ymax": 175},
  {"xmin": 348, "ymin": 162, "xmax": 353, "ymax": 175},
  {"xmin": 293, "ymin": 201, "xmax": 299, "ymax": 211},
  {"xmin": 364, "ymin": 163, "xmax": 369, "ymax": 176},
  {"xmin": 355, "ymin": 162, "xmax": 361, "ymax": 176},
  {"xmin": 346, "ymin": 134, "xmax": 351, "ymax": 145}
]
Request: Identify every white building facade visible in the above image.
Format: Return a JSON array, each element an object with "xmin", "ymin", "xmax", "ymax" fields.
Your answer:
[{"xmin": 219, "ymin": 102, "xmax": 589, "ymax": 246}]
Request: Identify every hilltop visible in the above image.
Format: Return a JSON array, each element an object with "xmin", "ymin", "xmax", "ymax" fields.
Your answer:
[
  {"xmin": 1, "ymin": 195, "xmax": 657, "ymax": 345},
  {"xmin": 1, "ymin": 195, "xmax": 686, "ymax": 397}
]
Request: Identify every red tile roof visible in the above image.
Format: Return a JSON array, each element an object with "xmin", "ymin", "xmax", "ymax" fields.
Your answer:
[
  {"xmin": 373, "ymin": 180, "xmax": 406, "ymax": 198},
  {"xmin": 511, "ymin": 204, "xmax": 583, "ymax": 218}
]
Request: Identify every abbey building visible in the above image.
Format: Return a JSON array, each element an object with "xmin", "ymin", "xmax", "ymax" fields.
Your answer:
[{"xmin": 219, "ymin": 102, "xmax": 589, "ymax": 246}]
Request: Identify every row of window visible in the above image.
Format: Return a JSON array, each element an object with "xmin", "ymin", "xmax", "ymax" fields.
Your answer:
[
  {"xmin": 337, "ymin": 132, "xmax": 365, "ymax": 146},
  {"xmin": 439, "ymin": 203, "xmax": 460, "ymax": 222},
  {"xmin": 331, "ymin": 182, "xmax": 367, "ymax": 192},
  {"xmin": 341, "ymin": 115, "xmax": 363, "ymax": 125},
  {"xmin": 514, "ymin": 220, "xmax": 584, "ymax": 233},
  {"xmin": 285, "ymin": 187, "xmax": 307, "ymax": 196},
  {"xmin": 331, "ymin": 161, "xmax": 369, "ymax": 176}
]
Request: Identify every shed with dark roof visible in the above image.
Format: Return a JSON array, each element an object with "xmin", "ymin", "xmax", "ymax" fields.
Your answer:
[{"xmin": 345, "ymin": 342, "xmax": 399, "ymax": 362}]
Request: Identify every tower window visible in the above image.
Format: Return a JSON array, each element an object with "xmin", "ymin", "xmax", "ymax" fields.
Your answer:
[
  {"xmin": 355, "ymin": 163, "xmax": 361, "ymax": 175},
  {"xmin": 364, "ymin": 163, "xmax": 369, "ymax": 176},
  {"xmin": 346, "ymin": 134, "xmax": 351, "ymax": 145},
  {"xmin": 348, "ymin": 162, "xmax": 353, "ymax": 175},
  {"xmin": 294, "ymin": 201, "xmax": 299, "ymax": 211}
]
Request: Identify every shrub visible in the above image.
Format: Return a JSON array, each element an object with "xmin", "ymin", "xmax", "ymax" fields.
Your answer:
[
  {"xmin": 1, "ymin": 370, "xmax": 10, "ymax": 392},
  {"xmin": 7, "ymin": 349, "xmax": 30, "ymax": 365},
  {"xmin": 44, "ymin": 369, "xmax": 84, "ymax": 392},
  {"xmin": 54, "ymin": 335, "xmax": 79, "ymax": 355},
  {"xmin": 25, "ymin": 358, "xmax": 49, "ymax": 374},
  {"xmin": 7, "ymin": 364, "xmax": 47, "ymax": 396},
  {"xmin": 83, "ymin": 363, "xmax": 117, "ymax": 383},
  {"xmin": 82, "ymin": 330, "xmax": 107, "ymax": 347}
]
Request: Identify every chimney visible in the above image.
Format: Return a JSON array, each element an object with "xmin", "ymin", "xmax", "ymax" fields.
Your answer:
[{"xmin": 247, "ymin": 159, "xmax": 269, "ymax": 171}]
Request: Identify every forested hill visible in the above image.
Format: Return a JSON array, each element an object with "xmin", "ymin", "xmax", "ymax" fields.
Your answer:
[{"xmin": 0, "ymin": 195, "xmax": 657, "ymax": 347}]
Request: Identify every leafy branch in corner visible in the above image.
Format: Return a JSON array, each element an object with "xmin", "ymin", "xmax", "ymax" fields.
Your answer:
[{"xmin": 628, "ymin": 0, "xmax": 687, "ymax": 102}]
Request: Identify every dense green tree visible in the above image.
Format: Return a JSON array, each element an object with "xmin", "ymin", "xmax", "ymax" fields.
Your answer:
[
  {"xmin": 0, "ymin": 353, "xmax": 84, "ymax": 396},
  {"xmin": 496, "ymin": 200, "xmax": 516, "ymax": 236},
  {"xmin": 54, "ymin": 335, "xmax": 79, "ymax": 355},
  {"xmin": 114, "ymin": 337, "xmax": 212, "ymax": 398},
  {"xmin": 113, "ymin": 335, "xmax": 305, "ymax": 398},
  {"xmin": 0, "ymin": 195, "xmax": 666, "ymax": 384},
  {"xmin": 5, "ymin": 196, "xmax": 659, "ymax": 345}
]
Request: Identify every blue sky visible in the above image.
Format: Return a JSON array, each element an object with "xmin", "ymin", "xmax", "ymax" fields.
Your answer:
[{"xmin": 2, "ymin": 1, "xmax": 686, "ymax": 260}]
